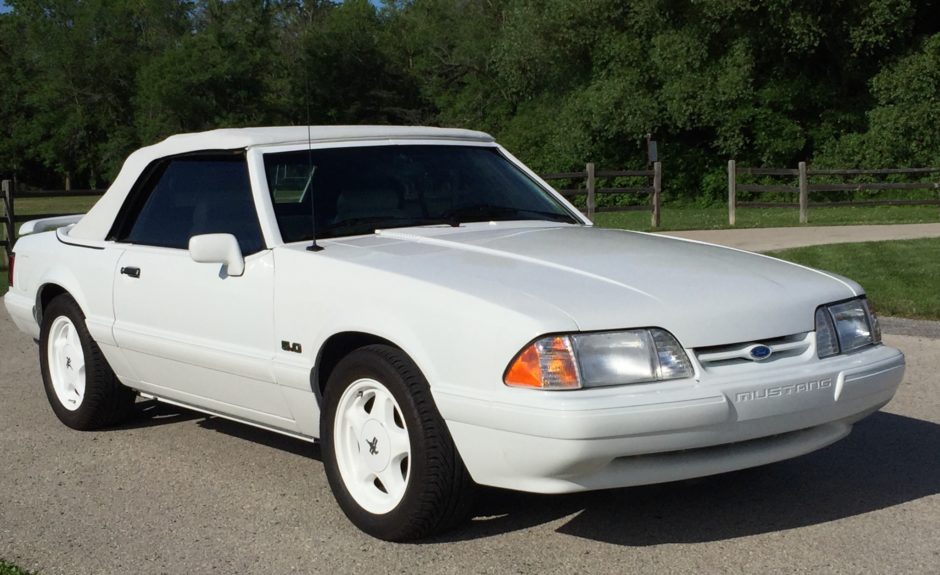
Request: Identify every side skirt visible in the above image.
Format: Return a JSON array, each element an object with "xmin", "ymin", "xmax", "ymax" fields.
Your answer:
[{"xmin": 137, "ymin": 391, "xmax": 319, "ymax": 444}]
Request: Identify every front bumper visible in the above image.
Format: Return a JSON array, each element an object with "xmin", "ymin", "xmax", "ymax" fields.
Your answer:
[{"xmin": 433, "ymin": 344, "xmax": 904, "ymax": 493}]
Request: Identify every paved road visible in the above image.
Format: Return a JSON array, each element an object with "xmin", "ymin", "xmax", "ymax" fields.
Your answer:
[
  {"xmin": 1, "ymin": 308, "xmax": 938, "ymax": 574},
  {"xmin": 657, "ymin": 222, "xmax": 940, "ymax": 252}
]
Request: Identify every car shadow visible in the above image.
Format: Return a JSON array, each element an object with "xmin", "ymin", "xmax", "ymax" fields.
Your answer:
[
  {"xmin": 108, "ymin": 398, "xmax": 203, "ymax": 430},
  {"xmin": 196, "ymin": 416, "xmax": 322, "ymax": 460},
  {"xmin": 108, "ymin": 398, "xmax": 322, "ymax": 458},
  {"xmin": 434, "ymin": 412, "xmax": 940, "ymax": 545}
]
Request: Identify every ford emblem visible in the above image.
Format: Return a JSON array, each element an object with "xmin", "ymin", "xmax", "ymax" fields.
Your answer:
[{"xmin": 748, "ymin": 345, "xmax": 773, "ymax": 361}]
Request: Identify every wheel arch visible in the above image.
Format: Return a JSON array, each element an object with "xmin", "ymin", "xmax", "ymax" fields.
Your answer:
[
  {"xmin": 35, "ymin": 282, "xmax": 81, "ymax": 325},
  {"xmin": 313, "ymin": 331, "xmax": 404, "ymax": 403}
]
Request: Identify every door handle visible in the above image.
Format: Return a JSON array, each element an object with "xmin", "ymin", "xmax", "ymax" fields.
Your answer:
[{"xmin": 120, "ymin": 266, "xmax": 141, "ymax": 278}]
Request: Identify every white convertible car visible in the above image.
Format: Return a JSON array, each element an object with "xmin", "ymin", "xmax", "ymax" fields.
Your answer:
[{"xmin": 4, "ymin": 127, "xmax": 904, "ymax": 540}]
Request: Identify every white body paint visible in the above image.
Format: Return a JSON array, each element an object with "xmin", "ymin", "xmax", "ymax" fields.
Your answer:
[{"xmin": 4, "ymin": 126, "xmax": 904, "ymax": 493}]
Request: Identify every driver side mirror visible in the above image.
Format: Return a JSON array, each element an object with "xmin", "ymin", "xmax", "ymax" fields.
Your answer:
[{"xmin": 189, "ymin": 233, "xmax": 245, "ymax": 277}]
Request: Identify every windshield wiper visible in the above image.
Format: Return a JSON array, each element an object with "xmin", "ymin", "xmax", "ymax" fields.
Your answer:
[
  {"xmin": 329, "ymin": 215, "xmax": 459, "ymax": 233},
  {"xmin": 327, "ymin": 205, "xmax": 573, "ymax": 236},
  {"xmin": 512, "ymin": 207, "xmax": 579, "ymax": 222},
  {"xmin": 441, "ymin": 204, "xmax": 576, "ymax": 224}
]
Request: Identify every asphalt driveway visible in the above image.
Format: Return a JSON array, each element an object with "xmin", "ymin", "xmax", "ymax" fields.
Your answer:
[
  {"xmin": 3, "ymin": 222, "xmax": 940, "ymax": 574},
  {"xmin": 1, "ymin": 307, "xmax": 938, "ymax": 574}
]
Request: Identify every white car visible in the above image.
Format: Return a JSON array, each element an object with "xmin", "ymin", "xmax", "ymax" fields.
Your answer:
[{"xmin": 4, "ymin": 126, "xmax": 904, "ymax": 540}]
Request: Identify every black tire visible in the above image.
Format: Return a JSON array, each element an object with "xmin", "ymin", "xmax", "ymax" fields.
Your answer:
[
  {"xmin": 321, "ymin": 344, "xmax": 474, "ymax": 541},
  {"xmin": 39, "ymin": 294, "xmax": 136, "ymax": 430}
]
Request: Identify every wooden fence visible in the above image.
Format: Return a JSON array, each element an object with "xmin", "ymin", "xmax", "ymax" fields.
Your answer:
[
  {"xmin": 0, "ymin": 179, "xmax": 104, "ymax": 264},
  {"xmin": 727, "ymin": 161, "xmax": 940, "ymax": 225},
  {"xmin": 540, "ymin": 162, "xmax": 662, "ymax": 227},
  {"xmin": 0, "ymin": 181, "xmax": 11, "ymax": 264}
]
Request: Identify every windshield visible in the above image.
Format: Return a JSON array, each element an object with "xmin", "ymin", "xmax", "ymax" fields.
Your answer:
[{"xmin": 262, "ymin": 145, "xmax": 580, "ymax": 242}]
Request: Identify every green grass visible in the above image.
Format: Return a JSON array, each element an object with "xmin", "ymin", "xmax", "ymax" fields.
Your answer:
[
  {"xmin": 769, "ymin": 238, "xmax": 940, "ymax": 320},
  {"xmin": 0, "ymin": 559, "xmax": 36, "ymax": 575},
  {"xmin": 11, "ymin": 195, "xmax": 100, "ymax": 217}
]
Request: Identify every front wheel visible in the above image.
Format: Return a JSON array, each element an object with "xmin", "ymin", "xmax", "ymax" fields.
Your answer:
[{"xmin": 322, "ymin": 345, "xmax": 474, "ymax": 541}]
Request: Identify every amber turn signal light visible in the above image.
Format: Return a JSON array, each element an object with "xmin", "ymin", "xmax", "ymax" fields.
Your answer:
[{"xmin": 504, "ymin": 336, "xmax": 581, "ymax": 390}]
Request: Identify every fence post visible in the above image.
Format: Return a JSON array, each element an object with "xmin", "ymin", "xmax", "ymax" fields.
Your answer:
[
  {"xmin": 651, "ymin": 161, "xmax": 662, "ymax": 228},
  {"xmin": 1, "ymin": 179, "xmax": 12, "ymax": 266},
  {"xmin": 586, "ymin": 162, "xmax": 596, "ymax": 221},
  {"xmin": 727, "ymin": 160, "xmax": 736, "ymax": 226},
  {"xmin": 798, "ymin": 161, "xmax": 809, "ymax": 224}
]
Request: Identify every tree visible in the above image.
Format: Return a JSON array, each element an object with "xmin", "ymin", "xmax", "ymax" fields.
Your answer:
[
  {"xmin": 818, "ymin": 33, "xmax": 940, "ymax": 168},
  {"xmin": 135, "ymin": 0, "xmax": 280, "ymax": 145},
  {"xmin": 0, "ymin": 0, "xmax": 939, "ymax": 196},
  {"xmin": 6, "ymin": 0, "xmax": 191, "ymax": 186},
  {"xmin": 296, "ymin": 0, "xmax": 425, "ymax": 124}
]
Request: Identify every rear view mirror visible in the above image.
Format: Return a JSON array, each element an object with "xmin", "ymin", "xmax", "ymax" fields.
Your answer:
[{"xmin": 188, "ymin": 233, "xmax": 245, "ymax": 277}]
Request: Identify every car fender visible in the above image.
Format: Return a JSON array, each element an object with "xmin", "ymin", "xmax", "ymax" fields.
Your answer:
[
  {"xmin": 309, "ymin": 315, "xmax": 441, "ymax": 395},
  {"xmin": 21, "ymin": 232, "xmax": 126, "ymax": 348},
  {"xmin": 35, "ymin": 263, "xmax": 114, "ymax": 345}
]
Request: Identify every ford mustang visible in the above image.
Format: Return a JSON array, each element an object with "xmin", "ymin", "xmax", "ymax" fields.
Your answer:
[{"xmin": 3, "ymin": 126, "xmax": 905, "ymax": 540}]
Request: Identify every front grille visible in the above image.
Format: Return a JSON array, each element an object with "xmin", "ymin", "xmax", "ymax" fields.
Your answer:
[{"xmin": 695, "ymin": 332, "xmax": 812, "ymax": 369}]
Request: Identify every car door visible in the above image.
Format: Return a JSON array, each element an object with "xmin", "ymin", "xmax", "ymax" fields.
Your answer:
[{"xmin": 110, "ymin": 152, "xmax": 295, "ymax": 430}]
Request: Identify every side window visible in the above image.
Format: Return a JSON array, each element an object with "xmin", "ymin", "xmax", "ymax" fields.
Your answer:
[{"xmin": 116, "ymin": 155, "xmax": 264, "ymax": 255}]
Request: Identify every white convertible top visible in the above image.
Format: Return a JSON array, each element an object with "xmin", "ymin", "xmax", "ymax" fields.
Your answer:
[{"xmin": 68, "ymin": 126, "xmax": 495, "ymax": 241}]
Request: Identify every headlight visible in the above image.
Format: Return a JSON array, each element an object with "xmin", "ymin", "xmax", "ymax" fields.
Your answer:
[
  {"xmin": 504, "ymin": 328, "xmax": 693, "ymax": 390},
  {"xmin": 815, "ymin": 297, "xmax": 881, "ymax": 359}
]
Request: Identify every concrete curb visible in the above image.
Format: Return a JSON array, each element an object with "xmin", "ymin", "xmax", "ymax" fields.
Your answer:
[
  {"xmin": 655, "ymin": 222, "xmax": 940, "ymax": 252},
  {"xmin": 881, "ymin": 317, "xmax": 940, "ymax": 340}
]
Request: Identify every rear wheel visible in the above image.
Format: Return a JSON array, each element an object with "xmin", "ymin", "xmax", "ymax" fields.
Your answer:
[
  {"xmin": 322, "ymin": 345, "xmax": 474, "ymax": 541},
  {"xmin": 39, "ymin": 295, "xmax": 136, "ymax": 430}
]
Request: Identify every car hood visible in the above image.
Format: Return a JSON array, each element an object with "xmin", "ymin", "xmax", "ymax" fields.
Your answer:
[{"xmin": 326, "ymin": 223, "xmax": 859, "ymax": 348}]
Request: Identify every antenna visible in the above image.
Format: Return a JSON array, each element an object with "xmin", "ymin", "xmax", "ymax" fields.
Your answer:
[{"xmin": 304, "ymin": 51, "xmax": 322, "ymax": 252}]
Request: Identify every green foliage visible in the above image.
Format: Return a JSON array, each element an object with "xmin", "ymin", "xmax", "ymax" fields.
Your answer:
[
  {"xmin": 0, "ymin": 559, "xmax": 36, "ymax": 575},
  {"xmin": 818, "ymin": 33, "xmax": 940, "ymax": 168},
  {"xmin": 0, "ymin": 1, "xmax": 939, "ymax": 195},
  {"xmin": 301, "ymin": 0, "xmax": 424, "ymax": 124},
  {"xmin": 136, "ymin": 0, "xmax": 281, "ymax": 143}
]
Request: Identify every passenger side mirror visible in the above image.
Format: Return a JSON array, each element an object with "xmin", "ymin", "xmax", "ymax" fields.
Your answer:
[{"xmin": 188, "ymin": 233, "xmax": 245, "ymax": 277}]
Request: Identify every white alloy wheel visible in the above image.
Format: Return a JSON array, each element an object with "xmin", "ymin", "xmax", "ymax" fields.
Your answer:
[
  {"xmin": 322, "ymin": 345, "xmax": 474, "ymax": 540},
  {"xmin": 333, "ymin": 377, "xmax": 412, "ymax": 514},
  {"xmin": 47, "ymin": 316, "xmax": 86, "ymax": 411}
]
